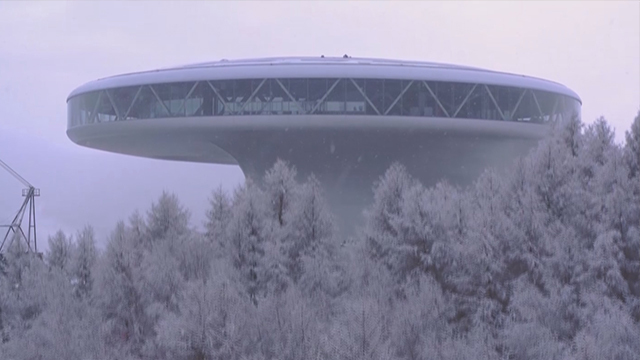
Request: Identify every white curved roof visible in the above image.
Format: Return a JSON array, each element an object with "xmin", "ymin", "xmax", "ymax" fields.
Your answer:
[{"xmin": 68, "ymin": 56, "xmax": 581, "ymax": 102}]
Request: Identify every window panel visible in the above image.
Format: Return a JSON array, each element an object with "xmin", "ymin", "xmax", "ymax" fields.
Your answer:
[
  {"xmin": 485, "ymin": 85, "xmax": 510, "ymax": 120},
  {"xmin": 344, "ymin": 79, "xmax": 366, "ymax": 114},
  {"xmin": 184, "ymin": 82, "xmax": 209, "ymax": 117},
  {"xmin": 67, "ymin": 78, "xmax": 581, "ymax": 126},
  {"xmin": 382, "ymin": 80, "xmax": 402, "ymax": 115},
  {"xmin": 94, "ymin": 90, "xmax": 117, "ymax": 123},
  {"xmin": 289, "ymin": 79, "xmax": 309, "ymax": 112},
  {"xmin": 454, "ymin": 85, "xmax": 483, "ymax": 119},
  {"xmin": 399, "ymin": 81, "xmax": 417, "ymax": 116},
  {"xmin": 232, "ymin": 79, "xmax": 252, "ymax": 114},
  {"xmin": 511, "ymin": 89, "xmax": 537, "ymax": 122},
  {"xmin": 68, "ymin": 91, "xmax": 101, "ymax": 126},
  {"xmin": 450, "ymin": 83, "xmax": 476, "ymax": 118},
  {"xmin": 308, "ymin": 79, "xmax": 328, "ymax": 103},
  {"xmin": 475, "ymin": 86, "xmax": 499, "ymax": 120},
  {"xmin": 429, "ymin": 82, "xmax": 456, "ymax": 116},
  {"xmin": 270, "ymin": 79, "xmax": 295, "ymax": 115},
  {"xmin": 363, "ymin": 79, "xmax": 384, "ymax": 116},
  {"xmin": 248, "ymin": 79, "xmax": 270, "ymax": 115},
  {"xmin": 151, "ymin": 82, "xmax": 194, "ymax": 117},
  {"xmin": 322, "ymin": 78, "xmax": 346, "ymax": 114},
  {"xmin": 213, "ymin": 80, "xmax": 235, "ymax": 111},
  {"xmin": 108, "ymin": 86, "xmax": 140, "ymax": 120},
  {"xmin": 531, "ymin": 90, "xmax": 555, "ymax": 123},
  {"xmin": 127, "ymin": 85, "xmax": 166, "ymax": 119}
]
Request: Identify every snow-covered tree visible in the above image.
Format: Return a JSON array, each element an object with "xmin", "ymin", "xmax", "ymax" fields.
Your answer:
[
  {"xmin": 95, "ymin": 221, "xmax": 152, "ymax": 356},
  {"xmin": 147, "ymin": 191, "xmax": 190, "ymax": 241},
  {"xmin": 154, "ymin": 276, "xmax": 251, "ymax": 360},
  {"xmin": 624, "ymin": 111, "xmax": 640, "ymax": 179},
  {"xmin": 205, "ymin": 185, "xmax": 232, "ymax": 250},
  {"xmin": 177, "ymin": 233, "xmax": 215, "ymax": 283},
  {"xmin": 128, "ymin": 210, "xmax": 150, "ymax": 251},
  {"xmin": 324, "ymin": 295, "xmax": 394, "ymax": 360},
  {"xmin": 364, "ymin": 162, "xmax": 417, "ymax": 266},
  {"xmin": 288, "ymin": 175, "xmax": 334, "ymax": 251},
  {"xmin": 284, "ymin": 174, "xmax": 335, "ymax": 282},
  {"xmin": 1, "ymin": 267, "xmax": 103, "ymax": 360},
  {"xmin": 528, "ymin": 133, "xmax": 579, "ymax": 225},
  {"xmin": 0, "ymin": 239, "xmax": 47, "ymax": 345},
  {"xmin": 138, "ymin": 234, "xmax": 183, "ymax": 314},
  {"xmin": 582, "ymin": 117, "xmax": 615, "ymax": 167},
  {"xmin": 1, "ymin": 236, "xmax": 31, "ymax": 292},
  {"xmin": 570, "ymin": 296, "xmax": 640, "ymax": 360},
  {"xmin": 2, "ymin": 114, "xmax": 639, "ymax": 359},
  {"xmin": 437, "ymin": 326, "xmax": 500, "ymax": 360},
  {"xmin": 46, "ymin": 229, "xmax": 74, "ymax": 274},
  {"xmin": 72, "ymin": 225, "xmax": 98, "ymax": 299},
  {"xmin": 246, "ymin": 286, "xmax": 328, "ymax": 360},
  {"xmin": 227, "ymin": 181, "xmax": 271, "ymax": 304},
  {"xmin": 560, "ymin": 114, "xmax": 583, "ymax": 157},
  {"xmin": 264, "ymin": 159, "xmax": 299, "ymax": 228},
  {"xmin": 389, "ymin": 276, "xmax": 450, "ymax": 360}
]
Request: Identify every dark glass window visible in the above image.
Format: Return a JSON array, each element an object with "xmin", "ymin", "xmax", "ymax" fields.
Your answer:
[
  {"xmin": 68, "ymin": 78, "xmax": 580, "ymax": 128},
  {"xmin": 363, "ymin": 79, "xmax": 384, "ymax": 115}
]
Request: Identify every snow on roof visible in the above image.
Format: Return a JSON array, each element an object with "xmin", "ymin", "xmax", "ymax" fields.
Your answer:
[{"xmin": 68, "ymin": 56, "xmax": 581, "ymax": 102}]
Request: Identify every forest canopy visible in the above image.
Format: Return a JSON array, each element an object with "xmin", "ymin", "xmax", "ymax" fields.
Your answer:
[{"xmin": 1, "ymin": 112, "xmax": 639, "ymax": 360}]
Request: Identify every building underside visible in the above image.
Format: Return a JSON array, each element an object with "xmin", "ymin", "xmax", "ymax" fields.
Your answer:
[
  {"xmin": 67, "ymin": 74, "xmax": 580, "ymax": 235},
  {"xmin": 68, "ymin": 115, "xmax": 549, "ymax": 235}
]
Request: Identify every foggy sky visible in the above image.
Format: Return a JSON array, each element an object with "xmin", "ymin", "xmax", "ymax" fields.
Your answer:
[{"xmin": 1, "ymin": 1, "xmax": 638, "ymax": 249}]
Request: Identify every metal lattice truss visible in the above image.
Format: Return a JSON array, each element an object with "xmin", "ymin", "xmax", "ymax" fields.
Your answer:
[
  {"xmin": 68, "ymin": 78, "xmax": 579, "ymax": 128},
  {"xmin": 0, "ymin": 159, "xmax": 40, "ymax": 254}
]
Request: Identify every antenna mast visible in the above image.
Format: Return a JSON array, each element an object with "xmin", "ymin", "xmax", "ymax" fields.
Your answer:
[{"xmin": 0, "ymin": 158, "xmax": 40, "ymax": 254}]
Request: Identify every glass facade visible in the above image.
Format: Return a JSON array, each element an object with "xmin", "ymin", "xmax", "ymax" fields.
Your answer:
[{"xmin": 68, "ymin": 78, "xmax": 581, "ymax": 128}]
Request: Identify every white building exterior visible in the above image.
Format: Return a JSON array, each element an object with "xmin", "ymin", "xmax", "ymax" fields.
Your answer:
[{"xmin": 67, "ymin": 57, "xmax": 582, "ymax": 234}]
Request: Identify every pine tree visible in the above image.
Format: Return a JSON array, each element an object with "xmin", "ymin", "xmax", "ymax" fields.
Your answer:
[
  {"xmin": 570, "ymin": 296, "xmax": 640, "ymax": 360},
  {"xmin": 205, "ymin": 185, "xmax": 232, "ymax": 250},
  {"xmin": 128, "ymin": 210, "xmax": 150, "ymax": 251},
  {"xmin": 622, "ymin": 111, "xmax": 640, "ymax": 320},
  {"xmin": 389, "ymin": 276, "xmax": 450, "ymax": 360},
  {"xmin": 155, "ymin": 278, "xmax": 250, "ymax": 360},
  {"xmin": 95, "ymin": 221, "xmax": 151, "ymax": 356},
  {"xmin": 264, "ymin": 159, "xmax": 298, "ymax": 228},
  {"xmin": 138, "ymin": 233, "xmax": 183, "ymax": 313},
  {"xmin": 0, "ymin": 239, "xmax": 46, "ymax": 344},
  {"xmin": 284, "ymin": 174, "xmax": 335, "ymax": 283},
  {"xmin": 364, "ymin": 162, "xmax": 417, "ymax": 266},
  {"xmin": 147, "ymin": 191, "xmax": 190, "ymax": 241},
  {"xmin": 227, "ymin": 181, "xmax": 269, "ymax": 304},
  {"xmin": 624, "ymin": 111, "xmax": 640, "ymax": 179},
  {"xmin": 2, "ymin": 268, "xmax": 102, "ymax": 360},
  {"xmin": 73, "ymin": 225, "xmax": 97, "ymax": 299},
  {"xmin": 326, "ymin": 296, "xmax": 393, "ymax": 360},
  {"xmin": 46, "ymin": 230, "xmax": 74, "ymax": 274}
]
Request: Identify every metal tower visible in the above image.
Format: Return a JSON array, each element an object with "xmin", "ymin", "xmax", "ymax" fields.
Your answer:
[{"xmin": 0, "ymin": 158, "xmax": 40, "ymax": 254}]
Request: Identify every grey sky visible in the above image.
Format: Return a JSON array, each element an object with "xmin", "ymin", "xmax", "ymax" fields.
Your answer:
[{"xmin": 1, "ymin": 1, "xmax": 638, "ymax": 249}]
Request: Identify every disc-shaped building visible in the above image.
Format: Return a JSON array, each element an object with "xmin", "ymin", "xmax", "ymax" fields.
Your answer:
[{"xmin": 67, "ymin": 57, "xmax": 581, "ymax": 233}]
